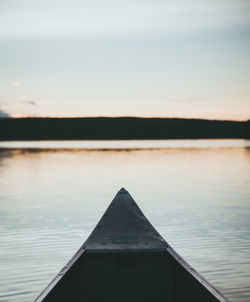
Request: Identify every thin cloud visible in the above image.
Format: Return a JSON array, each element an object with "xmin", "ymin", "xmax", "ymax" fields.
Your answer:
[
  {"xmin": 20, "ymin": 97, "xmax": 39, "ymax": 106},
  {"xmin": 11, "ymin": 81, "xmax": 21, "ymax": 87},
  {"xmin": 176, "ymin": 98, "xmax": 204, "ymax": 103},
  {"xmin": 23, "ymin": 100, "xmax": 38, "ymax": 106}
]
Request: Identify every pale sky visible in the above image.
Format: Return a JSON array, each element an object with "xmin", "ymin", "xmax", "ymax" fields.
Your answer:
[{"xmin": 0, "ymin": 0, "xmax": 249, "ymax": 120}]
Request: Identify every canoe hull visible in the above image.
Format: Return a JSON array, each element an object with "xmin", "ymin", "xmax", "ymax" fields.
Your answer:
[{"xmin": 35, "ymin": 189, "xmax": 228, "ymax": 302}]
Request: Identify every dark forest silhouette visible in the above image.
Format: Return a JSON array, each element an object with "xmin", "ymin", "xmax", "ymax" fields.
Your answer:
[{"xmin": 0, "ymin": 117, "xmax": 249, "ymax": 140}]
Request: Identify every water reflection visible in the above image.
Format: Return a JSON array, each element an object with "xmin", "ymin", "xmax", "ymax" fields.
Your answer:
[
  {"xmin": 0, "ymin": 140, "xmax": 250, "ymax": 302},
  {"xmin": 0, "ymin": 139, "xmax": 250, "ymax": 150}
]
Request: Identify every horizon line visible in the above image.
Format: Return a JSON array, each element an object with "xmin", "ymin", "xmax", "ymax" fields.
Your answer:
[{"xmin": 2, "ymin": 115, "xmax": 249, "ymax": 122}]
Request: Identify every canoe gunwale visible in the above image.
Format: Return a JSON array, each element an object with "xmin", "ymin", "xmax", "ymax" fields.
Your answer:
[
  {"xmin": 34, "ymin": 247, "xmax": 85, "ymax": 302},
  {"xmin": 166, "ymin": 246, "xmax": 228, "ymax": 302}
]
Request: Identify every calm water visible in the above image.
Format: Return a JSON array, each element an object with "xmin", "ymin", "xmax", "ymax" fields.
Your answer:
[{"xmin": 0, "ymin": 139, "xmax": 250, "ymax": 302}]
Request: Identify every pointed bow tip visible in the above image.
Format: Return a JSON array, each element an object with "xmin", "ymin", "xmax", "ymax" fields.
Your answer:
[{"xmin": 118, "ymin": 187, "xmax": 128, "ymax": 194}]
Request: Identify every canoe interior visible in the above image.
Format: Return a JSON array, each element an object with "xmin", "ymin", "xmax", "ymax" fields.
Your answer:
[{"xmin": 41, "ymin": 250, "xmax": 220, "ymax": 302}]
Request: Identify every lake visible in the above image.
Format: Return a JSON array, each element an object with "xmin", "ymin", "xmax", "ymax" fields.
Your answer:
[{"xmin": 0, "ymin": 139, "xmax": 250, "ymax": 302}]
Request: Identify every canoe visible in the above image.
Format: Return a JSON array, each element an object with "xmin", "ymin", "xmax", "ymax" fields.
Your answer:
[{"xmin": 35, "ymin": 188, "xmax": 228, "ymax": 302}]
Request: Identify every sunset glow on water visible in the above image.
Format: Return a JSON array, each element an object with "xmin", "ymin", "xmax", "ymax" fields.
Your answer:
[{"xmin": 0, "ymin": 139, "xmax": 250, "ymax": 301}]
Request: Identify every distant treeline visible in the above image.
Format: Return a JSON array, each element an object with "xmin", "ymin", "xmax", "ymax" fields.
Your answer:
[{"xmin": 0, "ymin": 117, "xmax": 249, "ymax": 140}]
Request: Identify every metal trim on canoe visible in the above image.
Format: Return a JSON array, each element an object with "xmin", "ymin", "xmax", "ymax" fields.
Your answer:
[{"xmin": 83, "ymin": 188, "xmax": 168, "ymax": 252}]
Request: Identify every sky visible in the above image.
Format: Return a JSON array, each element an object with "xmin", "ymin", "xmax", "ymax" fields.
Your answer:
[{"xmin": 0, "ymin": 0, "xmax": 249, "ymax": 120}]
